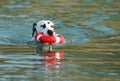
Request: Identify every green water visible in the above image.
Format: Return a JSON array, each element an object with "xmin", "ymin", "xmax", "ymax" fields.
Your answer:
[{"xmin": 0, "ymin": 0, "xmax": 120, "ymax": 81}]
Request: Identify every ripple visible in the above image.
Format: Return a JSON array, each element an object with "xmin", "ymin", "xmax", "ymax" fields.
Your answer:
[
  {"xmin": 94, "ymin": 26, "xmax": 117, "ymax": 35},
  {"xmin": 0, "ymin": 64, "xmax": 35, "ymax": 68},
  {"xmin": 0, "ymin": 78, "xmax": 7, "ymax": 81},
  {"xmin": 82, "ymin": 19, "xmax": 103, "ymax": 26},
  {"xmin": 108, "ymin": 12, "xmax": 118, "ymax": 15},
  {"xmin": 96, "ymin": 72, "xmax": 105, "ymax": 74},
  {"xmin": 0, "ymin": 14, "xmax": 16, "ymax": 18},
  {"xmin": 0, "ymin": 54, "xmax": 42, "ymax": 60},
  {"xmin": 82, "ymin": 16, "xmax": 110, "ymax": 26},
  {"xmin": 80, "ymin": 72, "xmax": 89, "ymax": 75},
  {"xmin": 0, "ymin": 14, "xmax": 28, "ymax": 18},
  {"xmin": 5, "ymin": 61, "xmax": 42, "ymax": 65},
  {"xmin": 96, "ymin": 72, "xmax": 119, "ymax": 76},
  {"xmin": 2, "ymin": 75, "xmax": 28, "ymax": 78},
  {"xmin": 62, "ymin": 28, "xmax": 90, "ymax": 44},
  {"xmin": 83, "ymin": 0, "xmax": 94, "ymax": 3},
  {"xmin": 3, "ymin": 5, "xmax": 32, "ymax": 9},
  {"xmin": 30, "ymin": 11, "xmax": 48, "ymax": 15},
  {"xmin": 108, "ymin": 73, "xmax": 118, "ymax": 76},
  {"xmin": 105, "ymin": 0, "xmax": 113, "ymax": 3}
]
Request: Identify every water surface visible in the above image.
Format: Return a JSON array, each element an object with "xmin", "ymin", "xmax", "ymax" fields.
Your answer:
[{"xmin": 0, "ymin": 0, "xmax": 120, "ymax": 81}]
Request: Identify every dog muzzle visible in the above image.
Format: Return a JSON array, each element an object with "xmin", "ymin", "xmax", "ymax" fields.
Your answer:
[{"xmin": 47, "ymin": 30, "xmax": 54, "ymax": 36}]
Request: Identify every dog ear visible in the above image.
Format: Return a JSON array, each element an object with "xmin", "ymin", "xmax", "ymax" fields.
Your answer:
[
  {"xmin": 32, "ymin": 23, "xmax": 37, "ymax": 37},
  {"xmin": 41, "ymin": 24, "xmax": 46, "ymax": 29},
  {"xmin": 33, "ymin": 23, "xmax": 37, "ymax": 27}
]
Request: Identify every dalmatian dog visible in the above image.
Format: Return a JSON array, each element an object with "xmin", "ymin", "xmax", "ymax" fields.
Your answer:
[
  {"xmin": 32, "ymin": 20, "xmax": 55, "ymax": 38},
  {"xmin": 32, "ymin": 20, "xmax": 56, "ymax": 51}
]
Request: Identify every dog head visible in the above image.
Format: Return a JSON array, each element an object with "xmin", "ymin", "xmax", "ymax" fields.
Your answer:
[{"xmin": 32, "ymin": 20, "xmax": 55, "ymax": 37}]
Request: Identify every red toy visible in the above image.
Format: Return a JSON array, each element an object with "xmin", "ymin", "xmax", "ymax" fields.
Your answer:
[{"xmin": 34, "ymin": 32, "xmax": 64, "ymax": 44}]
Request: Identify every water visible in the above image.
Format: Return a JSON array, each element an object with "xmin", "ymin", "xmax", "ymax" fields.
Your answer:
[{"xmin": 0, "ymin": 0, "xmax": 120, "ymax": 81}]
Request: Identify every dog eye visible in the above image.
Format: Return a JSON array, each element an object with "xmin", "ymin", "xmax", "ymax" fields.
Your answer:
[{"xmin": 51, "ymin": 25, "xmax": 54, "ymax": 28}]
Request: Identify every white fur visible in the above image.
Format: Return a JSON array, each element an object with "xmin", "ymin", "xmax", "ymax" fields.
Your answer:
[{"xmin": 35, "ymin": 20, "xmax": 55, "ymax": 36}]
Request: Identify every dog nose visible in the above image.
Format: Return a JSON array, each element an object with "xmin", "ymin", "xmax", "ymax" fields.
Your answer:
[{"xmin": 47, "ymin": 30, "xmax": 53, "ymax": 36}]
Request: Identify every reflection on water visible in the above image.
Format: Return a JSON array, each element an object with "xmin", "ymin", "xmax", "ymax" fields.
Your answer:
[
  {"xmin": 0, "ymin": 45, "xmax": 120, "ymax": 81},
  {"xmin": 0, "ymin": 48, "xmax": 65, "ymax": 81},
  {"xmin": 40, "ymin": 51, "xmax": 64, "ymax": 65},
  {"xmin": 38, "ymin": 51, "xmax": 64, "ymax": 81}
]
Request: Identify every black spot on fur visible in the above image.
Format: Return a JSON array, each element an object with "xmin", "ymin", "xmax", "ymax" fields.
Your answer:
[{"xmin": 41, "ymin": 24, "xmax": 46, "ymax": 29}]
